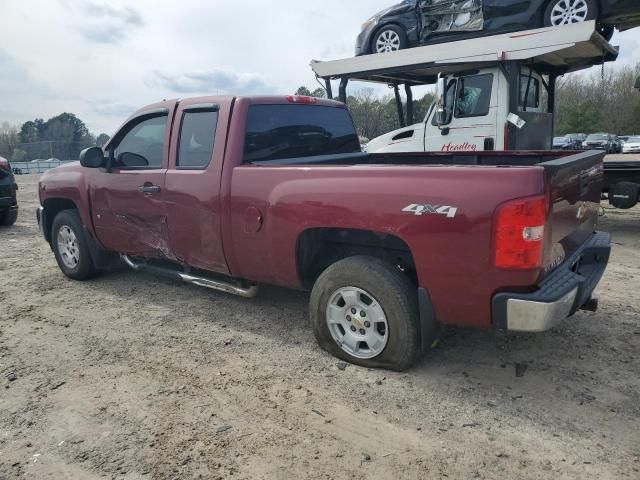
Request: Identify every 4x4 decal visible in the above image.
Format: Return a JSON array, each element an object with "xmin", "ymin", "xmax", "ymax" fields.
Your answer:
[{"xmin": 402, "ymin": 204, "xmax": 458, "ymax": 219}]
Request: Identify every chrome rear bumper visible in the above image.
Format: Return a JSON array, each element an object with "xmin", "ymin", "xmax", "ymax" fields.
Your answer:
[{"xmin": 493, "ymin": 232, "xmax": 611, "ymax": 333}]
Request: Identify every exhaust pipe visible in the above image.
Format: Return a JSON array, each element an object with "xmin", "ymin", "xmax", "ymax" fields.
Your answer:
[{"xmin": 121, "ymin": 255, "xmax": 259, "ymax": 299}]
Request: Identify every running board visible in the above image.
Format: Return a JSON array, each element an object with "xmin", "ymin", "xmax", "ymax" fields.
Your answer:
[{"xmin": 121, "ymin": 255, "xmax": 259, "ymax": 299}]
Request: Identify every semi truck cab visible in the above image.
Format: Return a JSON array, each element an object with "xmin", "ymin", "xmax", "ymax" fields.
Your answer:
[{"xmin": 366, "ymin": 65, "xmax": 548, "ymax": 153}]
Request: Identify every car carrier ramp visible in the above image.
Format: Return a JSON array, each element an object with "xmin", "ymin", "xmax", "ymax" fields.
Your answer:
[{"xmin": 311, "ymin": 21, "xmax": 618, "ymax": 86}]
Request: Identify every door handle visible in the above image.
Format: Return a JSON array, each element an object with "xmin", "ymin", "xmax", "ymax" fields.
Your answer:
[{"xmin": 138, "ymin": 184, "xmax": 161, "ymax": 194}]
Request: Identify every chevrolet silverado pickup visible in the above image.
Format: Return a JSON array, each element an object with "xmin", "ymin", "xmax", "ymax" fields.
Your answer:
[{"xmin": 37, "ymin": 95, "xmax": 611, "ymax": 370}]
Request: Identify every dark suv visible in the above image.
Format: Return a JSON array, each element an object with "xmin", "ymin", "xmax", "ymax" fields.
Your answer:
[{"xmin": 0, "ymin": 156, "xmax": 18, "ymax": 226}]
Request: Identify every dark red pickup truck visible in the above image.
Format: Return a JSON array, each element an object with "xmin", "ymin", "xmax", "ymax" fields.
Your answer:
[{"xmin": 37, "ymin": 95, "xmax": 611, "ymax": 370}]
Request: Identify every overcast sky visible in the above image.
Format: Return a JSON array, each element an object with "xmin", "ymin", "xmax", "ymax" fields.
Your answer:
[{"xmin": 1, "ymin": 0, "xmax": 639, "ymax": 135}]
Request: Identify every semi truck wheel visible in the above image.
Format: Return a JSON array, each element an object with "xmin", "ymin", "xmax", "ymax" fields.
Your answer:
[
  {"xmin": 51, "ymin": 210, "xmax": 98, "ymax": 280},
  {"xmin": 310, "ymin": 256, "xmax": 422, "ymax": 371},
  {"xmin": 609, "ymin": 182, "xmax": 640, "ymax": 210},
  {"xmin": 544, "ymin": 0, "xmax": 596, "ymax": 27}
]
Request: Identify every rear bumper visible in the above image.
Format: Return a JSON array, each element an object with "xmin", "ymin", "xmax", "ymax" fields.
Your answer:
[{"xmin": 492, "ymin": 231, "xmax": 611, "ymax": 333}]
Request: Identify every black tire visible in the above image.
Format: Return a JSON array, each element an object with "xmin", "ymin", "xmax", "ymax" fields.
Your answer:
[
  {"xmin": 310, "ymin": 256, "xmax": 423, "ymax": 371},
  {"xmin": 51, "ymin": 209, "xmax": 98, "ymax": 280},
  {"xmin": 0, "ymin": 208, "xmax": 17, "ymax": 226},
  {"xmin": 544, "ymin": 0, "xmax": 597, "ymax": 27},
  {"xmin": 371, "ymin": 25, "xmax": 407, "ymax": 55},
  {"xmin": 609, "ymin": 182, "xmax": 640, "ymax": 210}
]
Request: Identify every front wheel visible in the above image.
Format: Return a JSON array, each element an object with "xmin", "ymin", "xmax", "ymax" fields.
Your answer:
[
  {"xmin": 544, "ymin": 0, "xmax": 597, "ymax": 27},
  {"xmin": 372, "ymin": 25, "xmax": 407, "ymax": 54},
  {"xmin": 310, "ymin": 256, "xmax": 423, "ymax": 371},
  {"xmin": 51, "ymin": 210, "xmax": 97, "ymax": 280}
]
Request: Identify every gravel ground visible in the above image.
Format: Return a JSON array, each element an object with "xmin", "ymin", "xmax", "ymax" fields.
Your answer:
[{"xmin": 1, "ymin": 175, "xmax": 639, "ymax": 480}]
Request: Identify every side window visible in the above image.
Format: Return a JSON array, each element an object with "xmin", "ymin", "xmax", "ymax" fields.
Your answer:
[
  {"xmin": 519, "ymin": 75, "xmax": 540, "ymax": 110},
  {"xmin": 431, "ymin": 79, "xmax": 457, "ymax": 126},
  {"xmin": 113, "ymin": 115, "xmax": 167, "ymax": 169},
  {"xmin": 455, "ymin": 74, "xmax": 493, "ymax": 118},
  {"xmin": 177, "ymin": 110, "xmax": 218, "ymax": 169}
]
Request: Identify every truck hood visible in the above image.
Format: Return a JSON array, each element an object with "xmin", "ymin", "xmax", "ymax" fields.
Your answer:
[{"xmin": 367, "ymin": 123, "xmax": 423, "ymax": 153}]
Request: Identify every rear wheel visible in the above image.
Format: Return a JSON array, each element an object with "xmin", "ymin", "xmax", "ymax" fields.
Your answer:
[
  {"xmin": 0, "ymin": 208, "xmax": 17, "ymax": 226},
  {"xmin": 544, "ymin": 0, "xmax": 597, "ymax": 27},
  {"xmin": 310, "ymin": 256, "xmax": 423, "ymax": 371},
  {"xmin": 372, "ymin": 25, "xmax": 407, "ymax": 54},
  {"xmin": 51, "ymin": 210, "xmax": 97, "ymax": 280}
]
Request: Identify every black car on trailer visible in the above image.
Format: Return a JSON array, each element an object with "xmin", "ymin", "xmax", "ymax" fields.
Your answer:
[
  {"xmin": 0, "ymin": 156, "xmax": 18, "ymax": 226},
  {"xmin": 356, "ymin": 0, "xmax": 640, "ymax": 55}
]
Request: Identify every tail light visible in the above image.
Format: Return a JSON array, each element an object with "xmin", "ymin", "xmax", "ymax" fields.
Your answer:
[
  {"xmin": 286, "ymin": 95, "xmax": 317, "ymax": 104},
  {"xmin": 495, "ymin": 195, "xmax": 547, "ymax": 270}
]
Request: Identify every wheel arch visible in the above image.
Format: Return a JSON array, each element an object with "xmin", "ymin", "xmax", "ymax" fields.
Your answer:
[
  {"xmin": 296, "ymin": 227, "xmax": 418, "ymax": 290},
  {"xmin": 369, "ymin": 22, "xmax": 408, "ymax": 53},
  {"xmin": 42, "ymin": 197, "xmax": 79, "ymax": 243}
]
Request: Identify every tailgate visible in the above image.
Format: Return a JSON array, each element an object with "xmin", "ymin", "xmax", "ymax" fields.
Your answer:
[{"xmin": 541, "ymin": 150, "xmax": 605, "ymax": 276}]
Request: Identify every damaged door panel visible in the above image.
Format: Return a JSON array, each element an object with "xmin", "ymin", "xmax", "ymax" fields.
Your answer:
[
  {"xmin": 163, "ymin": 99, "xmax": 231, "ymax": 274},
  {"xmin": 91, "ymin": 102, "xmax": 177, "ymax": 258},
  {"xmin": 418, "ymin": 0, "xmax": 484, "ymax": 40}
]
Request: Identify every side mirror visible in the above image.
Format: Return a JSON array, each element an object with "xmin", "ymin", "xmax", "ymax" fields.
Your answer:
[
  {"xmin": 79, "ymin": 147, "xmax": 105, "ymax": 168},
  {"xmin": 435, "ymin": 74, "xmax": 447, "ymax": 126}
]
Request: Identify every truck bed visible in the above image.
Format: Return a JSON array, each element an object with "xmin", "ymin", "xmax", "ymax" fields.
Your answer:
[{"xmin": 250, "ymin": 149, "xmax": 599, "ymax": 170}]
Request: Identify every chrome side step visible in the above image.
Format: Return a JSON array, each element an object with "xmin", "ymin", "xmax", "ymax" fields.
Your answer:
[{"xmin": 121, "ymin": 255, "xmax": 259, "ymax": 299}]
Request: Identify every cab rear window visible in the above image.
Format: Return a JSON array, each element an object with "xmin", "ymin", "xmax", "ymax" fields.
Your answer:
[{"xmin": 243, "ymin": 105, "xmax": 360, "ymax": 163}]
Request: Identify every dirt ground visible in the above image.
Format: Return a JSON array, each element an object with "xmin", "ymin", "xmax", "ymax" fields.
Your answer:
[{"xmin": 1, "ymin": 174, "xmax": 639, "ymax": 480}]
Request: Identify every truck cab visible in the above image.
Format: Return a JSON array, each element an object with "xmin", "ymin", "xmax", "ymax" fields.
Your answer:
[{"xmin": 366, "ymin": 66, "xmax": 547, "ymax": 153}]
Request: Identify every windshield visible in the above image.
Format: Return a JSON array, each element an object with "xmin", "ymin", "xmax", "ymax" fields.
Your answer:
[
  {"xmin": 554, "ymin": 137, "xmax": 568, "ymax": 142},
  {"xmin": 628, "ymin": 137, "xmax": 640, "ymax": 143},
  {"xmin": 586, "ymin": 134, "xmax": 607, "ymax": 141}
]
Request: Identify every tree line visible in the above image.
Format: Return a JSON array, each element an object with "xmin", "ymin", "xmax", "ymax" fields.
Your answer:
[
  {"xmin": 298, "ymin": 61, "xmax": 640, "ymax": 141},
  {"xmin": 0, "ymin": 113, "xmax": 110, "ymax": 162},
  {"xmin": 555, "ymin": 63, "xmax": 640, "ymax": 135}
]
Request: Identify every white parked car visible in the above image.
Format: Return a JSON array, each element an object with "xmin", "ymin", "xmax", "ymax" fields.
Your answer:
[{"xmin": 622, "ymin": 136, "xmax": 640, "ymax": 154}]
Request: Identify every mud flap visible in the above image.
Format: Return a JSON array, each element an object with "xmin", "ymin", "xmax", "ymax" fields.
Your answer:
[
  {"xmin": 417, "ymin": 287, "xmax": 442, "ymax": 351},
  {"xmin": 83, "ymin": 226, "xmax": 121, "ymax": 270}
]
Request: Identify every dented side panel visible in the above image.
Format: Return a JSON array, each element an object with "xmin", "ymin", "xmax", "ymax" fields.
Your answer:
[{"xmin": 418, "ymin": 0, "xmax": 484, "ymax": 40}]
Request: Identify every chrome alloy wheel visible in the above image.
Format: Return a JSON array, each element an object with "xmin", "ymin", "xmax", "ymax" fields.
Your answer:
[
  {"xmin": 375, "ymin": 30, "xmax": 401, "ymax": 53},
  {"xmin": 326, "ymin": 287, "xmax": 389, "ymax": 359},
  {"xmin": 57, "ymin": 225, "xmax": 80, "ymax": 269},
  {"xmin": 549, "ymin": 0, "xmax": 589, "ymax": 25}
]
